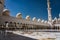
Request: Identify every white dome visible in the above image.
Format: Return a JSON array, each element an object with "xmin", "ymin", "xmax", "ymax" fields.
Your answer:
[
  {"xmin": 2, "ymin": 9, "xmax": 10, "ymax": 16},
  {"xmin": 26, "ymin": 15, "xmax": 30, "ymax": 20},
  {"xmin": 54, "ymin": 17, "xmax": 57, "ymax": 20},
  {"xmin": 41, "ymin": 20, "xmax": 44, "ymax": 23},
  {"xmin": 16, "ymin": 13, "xmax": 22, "ymax": 17},
  {"xmin": 3, "ymin": 9, "xmax": 9, "ymax": 12},
  {"xmin": 16, "ymin": 13, "xmax": 22, "ymax": 19},
  {"xmin": 37, "ymin": 19, "xmax": 41, "ymax": 22},
  {"xmin": 44, "ymin": 21, "xmax": 47, "ymax": 23},
  {"xmin": 32, "ymin": 17, "xmax": 37, "ymax": 22},
  {"xmin": 26, "ymin": 15, "xmax": 30, "ymax": 19}
]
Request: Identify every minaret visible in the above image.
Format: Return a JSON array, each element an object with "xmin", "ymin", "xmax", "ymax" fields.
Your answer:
[
  {"xmin": 47, "ymin": 0, "xmax": 52, "ymax": 22},
  {"xmin": 0, "ymin": 0, "xmax": 4, "ymax": 15}
]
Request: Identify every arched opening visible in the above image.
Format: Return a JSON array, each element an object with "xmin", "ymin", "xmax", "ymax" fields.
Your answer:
[
  {"xmin": 5, "ymin": 21, "xmax": 8, "ymax": 28},
  {"xmin": 22, "ymin": 23, "xmax": 25, "ymax": 29},
  {"xmin": 9, "ymin": 22, "xmax": 13, "ymax": 28},
  {"xmin": 19, "ymin": 23, "xmax": 23, "ymax": 29},
  {"xmin": 14, "ymin": 22, "xmax": 16, "ymax": 27},
  {"xmin": 16, "ymin": 22, "xmax": 19, "ymax": 28}
]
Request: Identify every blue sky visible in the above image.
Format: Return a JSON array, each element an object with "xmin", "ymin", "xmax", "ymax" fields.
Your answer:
[{"xmin": 5, "ymin": 0, "xmax": 60, "ymax": 20}]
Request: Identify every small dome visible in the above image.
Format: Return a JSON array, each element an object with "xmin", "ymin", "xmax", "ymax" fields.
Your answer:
[
  {"xmin": 16, "ymin": 13, "xmax": 22, "ymax": 16},
  {"xmin": 32, "ymin": 17, "xmax": 37, "ymax": 22},
  {"xmin": 41, "ymin": 20, "xmax": 44, "ymax": 23},
  {"xmin": 59, "ymin": 13, "xmax": 60, "ymax": 18},
  {"xmin": 3, "ymin": 9, "xmax": 9, "ymax": 12},
  {"xmin": 2, "ymin": 9, "xmax": 10, "ymax": 16},
  {"xmin": 37, "ymin": 19, "xmax": 41, "ymax": 22},
  {"xmin": 44, "ymin": 21, "xmax": 47, "ymax": 23},
  {"xmin": 16, "ymin": 13, "xmax": 22, "ymax": 19},
  {"xmin": 54, "ymin": 17, "xmax": 57, "ymax": 20},
  {"xmin": 26, "ymin": 15, "xmax": 30, "ymax": 21}
]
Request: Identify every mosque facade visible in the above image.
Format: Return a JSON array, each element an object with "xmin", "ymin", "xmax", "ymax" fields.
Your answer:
[{"xmin": 0, "ymin": 0, "xmax": 60, "ymax": 30}]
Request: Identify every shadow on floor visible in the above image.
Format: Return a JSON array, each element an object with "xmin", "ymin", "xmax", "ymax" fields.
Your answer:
[{"xmin": 0, "ymin": 31, "xmax": 36, "ymax": 40}]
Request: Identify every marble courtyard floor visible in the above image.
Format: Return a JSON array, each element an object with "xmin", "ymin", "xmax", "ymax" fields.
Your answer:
[
  {"xmin": 0, "ymin": 30, "xmax": 60, "ymax": 40},
  {"xmin": 0, "ymin": 30, "xmax": 36, "ymax": 40}
]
